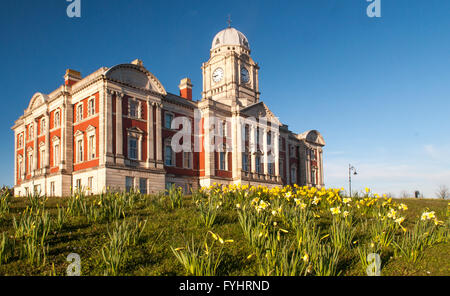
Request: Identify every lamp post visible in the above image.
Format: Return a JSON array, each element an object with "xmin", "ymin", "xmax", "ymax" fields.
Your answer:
[{"xmin": 349, "ymin": 164, "xmax": 357, "ymax": 197}]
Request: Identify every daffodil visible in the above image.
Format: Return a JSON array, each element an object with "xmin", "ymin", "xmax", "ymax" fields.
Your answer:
[{"xmin": 330, "ymin": 207, "xmax": 341, "ymax": 215}]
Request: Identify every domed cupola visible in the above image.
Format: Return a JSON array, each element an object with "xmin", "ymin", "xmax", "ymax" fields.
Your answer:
[{"xmin": 211, "ymin": 27, "xmax": 251, "ymax": 55}]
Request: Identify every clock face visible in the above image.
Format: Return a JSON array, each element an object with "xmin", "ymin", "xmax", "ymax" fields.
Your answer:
[
  {"xmin": 241, "ymin": 67, "xmax": 250, "ymax": 84},
  {"xmin": 212, "ymin": 68, "xmax": 224, "ymax": 83}
]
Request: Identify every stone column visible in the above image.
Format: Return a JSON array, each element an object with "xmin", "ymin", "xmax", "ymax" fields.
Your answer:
[
  {"xmin": 274, "ymin": 131, "xmax": 280, "ymax": 181},
  {"xmin": 13, "ymin": 131, "xmax": 17, "ymax": 186},
  {"xmin": 155, "ymin": 103, "xmax": 163, "ymax": 168},
  {"xmin": 45, "ymin": 113, "xmax": 50, "ymax": 169},
  {"xmin": 98, "ymin": 88, "xmax": 105, "ymax": 165},
  {"xmin": 60, "ymin": 104, "xmax": 65, "ymax": 170},
  {"xmin": 319, "ymin": 149, "xmax": 324, "ymax": 186},
  {"xmin": 250, "ymin": 125, "xmax": 256, "ymax": 174},
  {"xmin": 104, "ymin": 89, "xmax": 114, "ymax": 164},
  {"xmin": 263, "ymin": 128, "xmax": 268, "ymax": 176},
  {"xmin": 147, "ymin": 100, "xmax": 154, "ymax": 168},
  {"xmin": 115, "ymin": 93, "xmax": 124, "ymax": 165},
  {"xmin": 232, "ymin": 113, "xmax": 243, "ymax": 180},
  {"xmin": 203, "ymin": 109, "xmax": 212, "ymax": 177},
  {"xmin": 285, "ymin": 139, "xmax": 290, "ymax": 184},
  {"xmin": 33, "ymin": 118, "xmax": 38, "ymax": 173}
]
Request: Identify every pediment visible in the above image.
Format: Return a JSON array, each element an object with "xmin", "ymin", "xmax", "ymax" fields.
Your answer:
[
  {"xmin": 241, "ymin": 102, "xmax": 282, "ymax": 126},
  {"xmin": 298, "ymin": 130, "xmax": 326, "ymax": 146},
  {"xmin": 105, "ymin": 64, "xmax": 167, "ymax": 95},
  {"xmin": 127, "ymin": 126, "xmax": 144, "ymax": 134},
  {"xmin": 27, "ymin": 93, "xmax": 49, "ymax": 112}
]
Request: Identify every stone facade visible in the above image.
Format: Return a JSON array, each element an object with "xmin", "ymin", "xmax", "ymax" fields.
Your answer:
[{"xmin": 11, "ymin": 27, "xmax": 325, "ymax": 197}]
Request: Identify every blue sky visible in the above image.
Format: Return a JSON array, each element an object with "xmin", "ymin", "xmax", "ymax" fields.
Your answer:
[{"xmin": 1, "ymin": 0, "xmax": 449, "ymax": 197}]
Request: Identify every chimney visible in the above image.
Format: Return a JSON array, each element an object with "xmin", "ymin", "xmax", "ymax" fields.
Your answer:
[
  {"xmin": 64, "ymin": 69, "xmax": 82, "ymax": 87},
  {"xmin": 179, "ymin": 78, "xmax": 193, "ymax": 101}
]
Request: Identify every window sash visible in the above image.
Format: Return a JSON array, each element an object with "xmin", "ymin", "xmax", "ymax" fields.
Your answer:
[
  {"xmin": 88, "ymin": 99, "xmax": 95, "ymax": 116},
  {"xmin": 165, "ymin": 146, "xmax": 173, "ymax": 166},
  {"xmin": 54, "ymin": 144, "xmax": 60, "ymax": 166},
  {"xmin": 89, "ymin": 136, "xmax": 96, "ymax": 159},
  {"xmin": 129, "ymin": 137, "xmax": 138, "ymax": 159},
  {"xmin": 183, "ymin": 152, "xmax": 191, "ymax": 168},
  {"xmin": 139, "ymin": 178, "xmax": 147, "ymax": 194},
  {"xmin": 164, "ymin": 114, "xmax": 173, "ymax": 129},
  {"xmin": 77, "ymin": 140, "xmax": 83, "ymax": 162},
  {"xmin": 220, "ymin": 152, "xmax": 226, "ymax": 170}
]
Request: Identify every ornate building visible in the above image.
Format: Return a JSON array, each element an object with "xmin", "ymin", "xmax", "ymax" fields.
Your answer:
[{"xmin": 12, "ymin": 27, "xmax": 325, "ymax": 197}]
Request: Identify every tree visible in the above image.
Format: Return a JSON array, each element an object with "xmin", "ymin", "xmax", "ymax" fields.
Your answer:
[{"xmin": 436, "ymin": 185, "xmax": 450, "ymax": 200}]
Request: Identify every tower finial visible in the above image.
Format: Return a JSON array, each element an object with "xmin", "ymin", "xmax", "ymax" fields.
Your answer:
[{"xmin": 227, "ymin": 14, "xmax": 232, "ymax": 28}]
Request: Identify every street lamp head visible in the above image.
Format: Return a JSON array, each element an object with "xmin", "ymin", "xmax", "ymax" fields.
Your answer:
[{"xmin": 354, "ymin": 171, "xmax": 358, "ymax": 176}]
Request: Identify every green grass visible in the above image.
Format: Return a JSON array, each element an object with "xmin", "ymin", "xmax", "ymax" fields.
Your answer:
[{"xmin": 0, "ymin": 195, "xmax": 448, "ymax": 276}]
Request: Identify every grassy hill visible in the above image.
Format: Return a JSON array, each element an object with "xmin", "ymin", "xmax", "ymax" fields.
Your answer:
[{"xmin": 0, "ymin": 186, "xmax": 448, "ymax": 276}]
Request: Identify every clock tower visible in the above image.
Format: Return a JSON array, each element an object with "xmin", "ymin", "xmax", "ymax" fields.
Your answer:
[{"xmin": 201, "ymin": 27, "xmax": 260, "ymax": 107}]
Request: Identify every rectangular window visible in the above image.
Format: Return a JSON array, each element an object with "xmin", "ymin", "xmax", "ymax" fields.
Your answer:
[
  {"xmin": 267, "ymin": 132, "xmax": 272, "ymax": 145},
  {"xmin": 34, "ymin": 185, "xmax": 41, "ymax": 195},
  {"xmin": 242, "ymin": 153, "xmax": 249, "ymax": 172},
  {"xmin": 40, "ymin": 119, "xmax": 46, "ymax": 135},
  {"xmin": 164, "ymin": 113, "xmax": 173, "ymax": 129},
  {"xmin": 165, "ymin": 145, "xmax": 173, "ymax": 166},
  {"xmin": 129, "ymin": 137, "xmax": 138, "ymax": 160},
  {"xmin": 139, "ymin": 178, "xmax": 147, "ymax": 194},
  {"xmin": 183, "ymin": 152, "xmax": 191, "ymax": 169},
  {"xmin": 77, "ymin": 140, "xmax": 83, "ymax": 163},
  {"xmin": 126, "ymin": 176, "xmax": 134, "ymax": 192},
  {"xmin": 256, "ymin": 156, "xmax": 261, "ymax": 174},
  {"xmin": 18, "ymin": 159, "xmax": 22, "ymax": 177},
  {"xmin": 28, "ymin": 154, "xmax": 33, "ymax": 173},
  {"xmin": 54, "ymin": 144, "xmax": 60, "ymax": 166},
  {"xmin": 129, "ymin": 102, "xmax": 137, "ymax": 118},
  {"xmin": 18, "ymin": 134, "xmax": 23, "ymax": 148},
  {"xmin": 50, "ymin": 182, "xmax": 55, "ymax": 197},
  {"xmin": 219, "ymin": 152, "xmax": 226, "ymax": 170},
  {"xmin": 268, "ymin": 162, "xmax": 274, "ymax": 175},
  {"xmin": 54, "ymin": 111, "xmax": 60, "ymax": 128},
  {"xmin": 88, "ymin": 98, "xmax": 95, "ymax": 116},
  {"xmin": 88, "ymin": 177, "xmax": 93, "ymax": 193},
  {"xmin": 76, "ymin": 179, "xmax": 81, "ymax": 190},
  {"xmin": 244, "ymin": 125, "xmax": 249, "ymax": 142},
  {"xmin": 77, "ymin": 104, "xmax": 83, "ymax": 122},
  {"xmin": 89, "ymin": 135, "xmax": 96, "ymax": 160},
  {"xmin": 40, "ymin": 149, "xmax": 45, "ymax": 168},
  {"xmin": 29, "ymin": 125, "xmax": 34, "ymax": 140}
]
